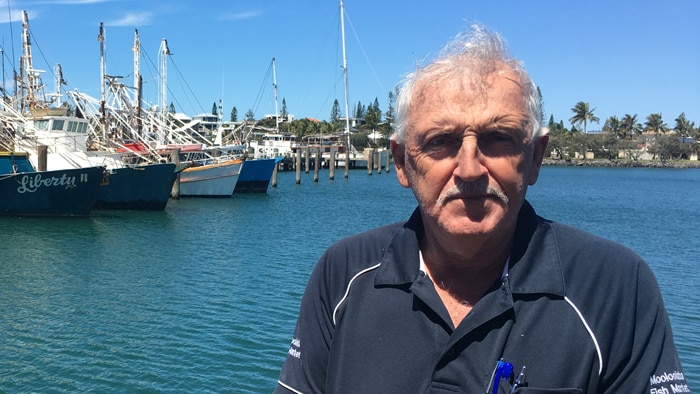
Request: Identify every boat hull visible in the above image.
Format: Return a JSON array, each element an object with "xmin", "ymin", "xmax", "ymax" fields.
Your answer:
[
  {"xmin": 0, "ymin": 166, "xmax": 104, "ymax": 217},
  {"xmin": 178, "ymin": 159, "xmax": 243, "ymax": 197},
  {"xmin": 234, "ymin": 158, "xmax": 279, "ymax": 193},
  {"xmin": 94, "ymin": 163, "xmax": 177, "ymax": 210}
]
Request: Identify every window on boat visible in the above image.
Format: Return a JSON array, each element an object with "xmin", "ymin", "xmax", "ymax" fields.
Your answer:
[
  {"xmin": 77, "ymin": 122, "xmax": 87, "ymax": 133},
  {"xmin": 34, "ymin": 120, "xmax": 49, "ymax": 130},
  {"xmin": 67, "ymin": 121, "xmax": 78, "ymax": 132},
  {"xmin": 51, "ymin": 120, "xmax": 65, "ymax": 131}
]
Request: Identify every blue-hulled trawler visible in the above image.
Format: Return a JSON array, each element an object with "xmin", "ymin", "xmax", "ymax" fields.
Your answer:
[{"xmin": 0, "ymin": 151, "xmax": 104, "ymax": 217}]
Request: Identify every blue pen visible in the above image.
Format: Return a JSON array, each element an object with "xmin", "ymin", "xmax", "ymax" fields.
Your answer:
[
  {"xmin": 488, "ymin": 359, "xmax": 513, "ymax": 394},
  {"xmin": 509, "ymin": 366, "xmax": 526, "ymax": 394}
]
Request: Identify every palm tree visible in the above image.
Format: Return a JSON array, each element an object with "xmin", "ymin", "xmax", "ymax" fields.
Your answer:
[
  {"xmin": 569, "ymin": 101, "xmax": 600, "ymax": 134},
  {"xmin": 620, "ymin": 114, "xmax": 642, "ymax": 139},
  {"xmin": 603, "ymin": 116, "xmax": 623, "ymax": 139},
  {"xmin": 643, "ymin": 113, "xmax": 668, "ymax": 161},
  {"xmin": 644, "ymin": 113, "xmax": 668, "ymax": 137},
  {"xmin": 674, "ymin": 112, "xmax": 693, "ymax": 137}
]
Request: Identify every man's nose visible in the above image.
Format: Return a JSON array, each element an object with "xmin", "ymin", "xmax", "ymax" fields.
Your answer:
[{"xmin": 453, "ymin": 137, "xmax": 487, "ymax": 181}]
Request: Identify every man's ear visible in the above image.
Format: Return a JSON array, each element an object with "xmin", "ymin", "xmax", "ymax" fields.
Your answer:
[
  {"xmin": 391, "ymin": 140, "xmax": 410, "ymax": 188},
  {"xmin": 527, "ymin": 134, "xmax": 549, "ymax": 186}
]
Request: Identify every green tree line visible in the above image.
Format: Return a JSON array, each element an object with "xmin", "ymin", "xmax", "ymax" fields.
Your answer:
[
  {"xmin": 223, "ymin": 90, "xmax": 397, "ymax": 151},
  {"xmin": 547, "ymin": 101, "xmax": 699, "ymax": 161},
  {"xmin": 215, "ymin": 91, "xmax": 699, "ymax": 158}
]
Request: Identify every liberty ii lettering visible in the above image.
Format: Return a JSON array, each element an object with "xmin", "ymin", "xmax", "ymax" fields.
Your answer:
[{"xmin": 16, "ymin": 172, "xmax": 85, "ymax": 193}]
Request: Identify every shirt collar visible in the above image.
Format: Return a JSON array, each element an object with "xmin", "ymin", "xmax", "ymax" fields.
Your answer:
[
  {"xmin": 375, "ymin": 201, "xmax": 566, "ymax": 297},
  {"xmin": 507, "ymin": 201, "xmax": 566, "ymax": 296},
  {"xmin": 419, "ymin": 251, "xmax": 510, "ymax": 283}
]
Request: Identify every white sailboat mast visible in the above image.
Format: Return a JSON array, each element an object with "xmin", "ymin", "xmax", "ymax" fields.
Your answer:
[
  {"xmin": 272, "ymin": 57, "xmax": 280, "ymax": 131},
  {"xmin": 340, "ymin": 0, "xmax": 351, "ymax": 177},
  {"xmin": 54, "ymin": 64, "xmax": 64, "ymax": 105},
  {"xmin": 20, "ymin": 10, "xmax": 40, "ymax": 111},
  {"xmin": 98, "ymin": 22, "xmax": 107, "ymax": 138},
  {"xmin": 159, "ymin": 38, "xmax": 170, "ymax": 125},
  {"xmin": 133, "ymin": 29, "xmax": 140, "ymax": 94},
  {"xmin": 214, "ymin": 69, "xmax": 223, "ymax": 146},
  {"xmin": 158, "ymin": 38, "xmax": 171, "ymax": 145},
  {"xmin": 133, "ymin": 29, "xmax": 143, "ymax": 135}
]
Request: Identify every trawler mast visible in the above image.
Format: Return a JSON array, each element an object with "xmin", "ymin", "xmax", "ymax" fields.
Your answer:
[{"xmin": 340, "ymin": 0, "xmax": 351, "ymax": 178}]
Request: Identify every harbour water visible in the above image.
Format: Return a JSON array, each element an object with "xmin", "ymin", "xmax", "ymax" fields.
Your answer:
[{"xmin": 1, "ymin": 166, "xmax": 698, "ymax": 392}]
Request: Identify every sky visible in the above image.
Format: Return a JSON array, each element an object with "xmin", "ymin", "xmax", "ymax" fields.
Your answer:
[{"xmin": 3, "ymin": 0, "xmax": 699, "ymax": 129}]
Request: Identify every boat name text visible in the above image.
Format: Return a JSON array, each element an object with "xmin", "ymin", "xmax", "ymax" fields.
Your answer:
[{"xmin": 16, "ymin": 172, "xmax": 90, "ymax": 193}]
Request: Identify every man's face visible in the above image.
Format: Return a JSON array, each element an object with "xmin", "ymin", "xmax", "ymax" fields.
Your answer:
[{"xmin": 393, "ymin": 69, "xmax": 548, "ymax": 242}]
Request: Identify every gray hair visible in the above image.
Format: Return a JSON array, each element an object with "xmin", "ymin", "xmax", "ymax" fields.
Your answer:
[{"xmin": 393, "ymin": 24, "xmax": 545, "ymax": 143}]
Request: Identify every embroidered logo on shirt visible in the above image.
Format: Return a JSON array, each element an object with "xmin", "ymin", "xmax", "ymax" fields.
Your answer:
[
  {"xmin": 288, "ymin": 337, "xmax": 301, "ymax": 359},
  {"xmin": 649, "ymin": 371, "xmax": 689, "ymax": 393}
]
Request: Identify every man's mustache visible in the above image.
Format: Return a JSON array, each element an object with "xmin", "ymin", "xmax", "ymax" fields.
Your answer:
[{"xmin": 436, "ymin": 182, "xmax": 509, "ymax": 207}]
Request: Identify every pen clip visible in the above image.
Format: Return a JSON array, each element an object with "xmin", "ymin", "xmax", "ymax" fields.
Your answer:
[{"xmin": 509, "ymin": 365, "xmax": 526, "ymax": 394}]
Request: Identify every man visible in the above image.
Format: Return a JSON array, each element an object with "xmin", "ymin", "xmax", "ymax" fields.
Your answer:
[{"xmin": 275, "ymin": 24, "xmax": 688, "ymax": 393}]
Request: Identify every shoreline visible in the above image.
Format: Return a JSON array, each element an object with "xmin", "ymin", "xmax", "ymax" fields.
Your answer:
[{"xmin": 543, "ymin": 159, "xmax": 700, "ymax": 169}]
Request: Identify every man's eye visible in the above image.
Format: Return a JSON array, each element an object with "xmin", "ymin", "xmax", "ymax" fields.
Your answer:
[
  {"xmin": 427, "ymin": 136, "xmax": 447, "ymax": 146},
  {"xmin": 425, "ymin": 133, "xmax": 458, "ymax": 148},
  {"xmin": 481, "ymin": 131, "xmax": 513, "ymax": 143},
  {"xmin": 478, "ymin": 131, "xmax": 524, "ymax": 157}
]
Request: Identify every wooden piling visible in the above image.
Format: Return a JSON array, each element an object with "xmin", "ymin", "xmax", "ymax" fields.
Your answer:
[
  {"xmin": 37, "ymin": 145, "xmax": 47, "ymax": 171},
  {"xmin": 305, "ymin": 148, "xmax": 310, "ymax": 174},
  {"xmin": 329, "ymin": 151, "xmax": 336, "ymax": 180},
  {"xmin": 313, "ymin": 148, "xmax": 320, "ymax": 183},
  {"xmin": 271, "ymin": 162, "xmax": 279, "ymax": 187},
  {"xmin": 367, "ymin": 148, "xmax": 373, "ymax": 176},
  {"xmin": 296, "ymin": 149, "xmax": 302, "ymax": 184},
  {"xmin": 385, "ymin": 149, "xmax": 391, "ymax": 173},
  {"xmin": 170, "ymin": 148, "xmax": 181, "ymax": 198},
  {"xmin": 374, "ymin": 149, "xmax": 380, "ymax": 174}
]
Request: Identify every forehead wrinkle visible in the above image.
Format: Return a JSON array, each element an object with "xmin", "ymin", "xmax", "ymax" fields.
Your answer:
[
  {"xmin": 484, "ymin": 114, "xmax": 527, "ymax": 129},
  {"xmin": 406, "ymin": 68, "xmax": 529, "ymax": 139}
]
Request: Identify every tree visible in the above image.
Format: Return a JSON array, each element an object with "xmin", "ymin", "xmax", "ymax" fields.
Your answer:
[
  {"xmin": 384, "ymin": 90, "xmax": 396, "ymax": 139},
  {"xmin": 385, "ymin": 91, "xmax": 395, "ymax": 125},
  {"xmin": 547, "ymin": 115, "xmax": 568, "ymax": 136},
  {"xmin": 168, "ymin": 102, "xmax": 176, "ymax": 114},
  {"xmin": 280, "ymin": 98, "xmax": 288, "ymax": 121},
  {"xmin": 674, "ymin": 112, "xmax": 693, "ymax": 137},
  {"xmin": 569, "ymin": 101, "xmax": 599, "ymax": 134},
  {"xmin": 354, "ymin": 101, "xmax": 366, "ymax": 119},
  {"xmin": 644, "ymin": 113, "xmax": 668, "ymax": 160},
  {"xmin": 245, "ymin": 109, "xmax": 255, "ymax": 121},
  {"xmin": 230, "ymin": 106, "xmax": 238, "ymax": 122},
  {"xmin": 598, "ymin": 132, "xmax": 621, "ymax": 160},
  {"xmin": 537, "ymin": 86, "xmax": 545, "ymax": 123},
  {"xmin": 350, "ymin": 131, "xmax": 370, "ymax": 151},
  {"xmin": 651, "ymin": 134, "xmax": 689, "ymax": 161},
  {"xmin": 281, "ymin": 116, "xmax": 309, "ymax": 136},
  {"xmin": 212, "ymin": 102, "xmax": 218, "ymax": 116},
  {"xmin": 620, "ymin": 114, "xmax": 642, "ymax": 139},
  {"xmin": 603, "ymin": 116, "xmax": 623, "ymax": 139},
  {"xmin": 644, "ymin": 113, "xmax": 668, "ymax": 137},
  {"xmin": 330, "ymin": 99, "xmax": 340, "ymax": 123},
  {"xmin": 365, "ymin": 97, "xmax": 381, "ymax": 128}
]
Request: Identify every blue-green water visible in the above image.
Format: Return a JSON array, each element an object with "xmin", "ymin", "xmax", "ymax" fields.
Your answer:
[{"xmin": 1, "ymin": 166, "xmax": 698, "ymax": 392}]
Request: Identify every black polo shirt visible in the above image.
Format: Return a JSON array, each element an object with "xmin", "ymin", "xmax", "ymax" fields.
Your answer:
[{"xmin": 275, "ymin": 202, "xmax": 688, "ymax": 393}]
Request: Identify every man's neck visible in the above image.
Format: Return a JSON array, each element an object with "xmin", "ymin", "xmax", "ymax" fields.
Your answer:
[{"xmin": 419, "ymin": 228, "xmax": 513, "ymax": 327}]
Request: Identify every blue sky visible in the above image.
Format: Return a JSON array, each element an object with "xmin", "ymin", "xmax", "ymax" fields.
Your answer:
[{"xmin": 4, "ymin": 0, "xmax": 700, "ymax": 129}]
